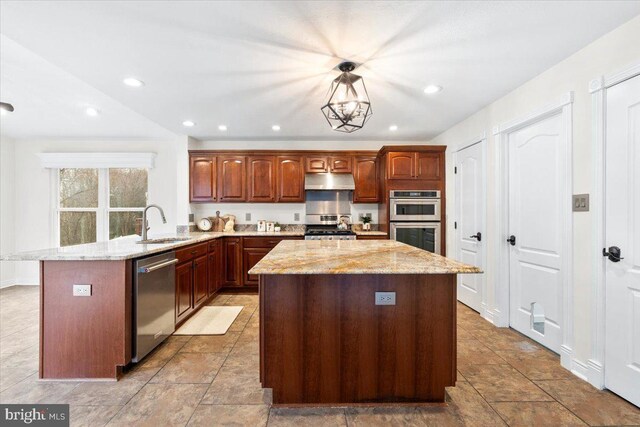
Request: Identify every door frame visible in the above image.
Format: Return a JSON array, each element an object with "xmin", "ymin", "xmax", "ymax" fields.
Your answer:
[
  {"xmin": 454, "ymin": 133, "xmax": 488, "ymax": 318},
  {"xmin": 588, "ymin": 61, "xmax": 640, "ymax": 390},
  {"xmin": 492, "ymin": 92, "xmax": 574, "ymax": 371}
]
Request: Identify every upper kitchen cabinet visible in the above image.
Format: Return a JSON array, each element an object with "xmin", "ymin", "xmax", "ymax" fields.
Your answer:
[
  {"xmin": 305, "ymin": 155, "xmax": 352, "ymax": 173},
  {"xmin": 382, "ymin": 147, "xmax": 446, "ymax": 181},
  {"xmin": 276, "ymin": 156, "xmax": 305, "ymax": 202},
  {"xmin": 353, "ymin": 156, "xmax": 379, "ymax": 203},
  {"xmin": 189, "ymin": 154, "xmax": 216, "ymax": 202},
  {"xmin": 247, "ymin": 156, "xmax": 276, "ymax": 202},
  {"xmin": 217, "ymin": 156, "xmax": 247, "ymax": 202}
]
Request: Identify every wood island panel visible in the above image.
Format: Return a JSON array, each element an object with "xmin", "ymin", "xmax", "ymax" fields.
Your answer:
[
  {"xmin": 40, "ymin": 260, "xmax": 132, "ymax": 379},
  {"xmin": 260, "ymin": 273, "xmax": 457, "ymax": 405}
]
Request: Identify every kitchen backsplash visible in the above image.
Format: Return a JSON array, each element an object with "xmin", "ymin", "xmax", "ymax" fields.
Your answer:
[{"xmin": 189, "ymin": 202, "xmax": 379, "ymax": 226}]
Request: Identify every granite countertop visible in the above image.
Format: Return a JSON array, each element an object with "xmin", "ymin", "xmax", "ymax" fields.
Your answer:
[
  {"xmin": 248, "ymin": 240, "xmax": 482, "ymax": 275},
  {"xmin": 353, "ymin": 230, "xmax": 388, "ymax": 236},
  {"xmin": 0, "ymin": 231, "xmax": 305, "ymax": 261}
]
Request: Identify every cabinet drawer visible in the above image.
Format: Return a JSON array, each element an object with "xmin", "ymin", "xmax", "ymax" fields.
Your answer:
[
  {"xmin": 176, "ymin": 242, "xmax": 208, "ymax": 264},
  {"xmin": 243, "ymin": 237, "xmax": 285, "ymax": 249},
  {"xmin": 208, "ymin": 239, "xmax": 222, "ymax": 252}
]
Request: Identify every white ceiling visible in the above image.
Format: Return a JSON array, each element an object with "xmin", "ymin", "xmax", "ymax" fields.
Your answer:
[{"xmin": 1, "ymin": 1, "xmax": 639, "ymax": 141}]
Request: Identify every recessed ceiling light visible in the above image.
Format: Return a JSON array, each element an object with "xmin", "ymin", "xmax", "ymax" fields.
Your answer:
[
  {"xmin": 424, "ymin": 85, "xmax": 443, "ymax": 94},
  {"xmin": 123, "ymin": 77, "xmax": 144, "ymax": 88},
  {"xmin": 218, "ymin": 125, "xmax": 227, "ymax": 131},
  {"xmin": 182, "ymin": 120, "xmax": 195, "ymax": 127},
  {"xmin": 272, "ymin": 125, "xmax": 281, "ymax": 131},
  {"xmin": 85, "ymin": 107, "xmax": 99, "ymax": 117},
  {"xmin": 389, "ymin": 125, "xmax": 398, "ymax": 131}
]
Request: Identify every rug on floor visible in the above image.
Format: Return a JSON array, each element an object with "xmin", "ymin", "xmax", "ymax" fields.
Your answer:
[{"xmin": 174, "ymin": 306, "xmax": 243, "ymax": 335}]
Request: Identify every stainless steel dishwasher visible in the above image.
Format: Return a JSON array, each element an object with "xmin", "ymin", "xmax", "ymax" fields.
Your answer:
[{"xmin": 133, "ymin": 251, "xmax": 178, "ymax": 362}]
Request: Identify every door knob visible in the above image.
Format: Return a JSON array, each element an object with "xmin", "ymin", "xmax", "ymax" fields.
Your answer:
[
  {"xmin": 603, "ymin": 246, "xmax": 624, "ymax": 262},
  {"xmin": 507, "ymin": 235, "xmax": 516, "ymax": 246},
  {"xmin": 469, "ymin": 232, "xmax": 482, "ymax": 242}
]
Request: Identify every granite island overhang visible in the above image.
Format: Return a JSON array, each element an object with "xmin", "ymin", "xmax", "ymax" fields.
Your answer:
[{"xmin": 248, "ymin": 240, "xmax": 482, "ymax": 406}]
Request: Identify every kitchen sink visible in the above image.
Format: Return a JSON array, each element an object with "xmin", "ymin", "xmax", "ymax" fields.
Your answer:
[{"xmin": 136, "ymin": 237, "xmax": 191, "ymax": 245}]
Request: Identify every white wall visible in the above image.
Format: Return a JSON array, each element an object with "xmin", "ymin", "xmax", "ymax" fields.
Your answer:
[
  {"xmin": 3, "ymin": 138, "xmax": 183, "ymax": 285},
  {"xmin": 0, "ymin": 136, "xmax": 17, "ymax": 287},
  {"xmin": 429, "ymin": 15, "xmax": 640, "ymax": 380}
]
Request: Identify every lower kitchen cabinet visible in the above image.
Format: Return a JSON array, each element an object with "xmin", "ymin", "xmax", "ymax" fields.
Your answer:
[
  {"xmin": 243, "ymin": 247, "xmax": 271, "ymax": 286},
  {"xmin": 193, "ymin": 255, "xmax": 208, "ymax": 309},
  {"xmin": 208, "ymin": 240, "xmax": 223, "ymax": 296},
  {"xmin": 223, "ymin": 237, "xmax": 243, "ymax": 287},
  {"xmin": 175, "ymin": 261, "xmax": 194, "ymax": 324}
]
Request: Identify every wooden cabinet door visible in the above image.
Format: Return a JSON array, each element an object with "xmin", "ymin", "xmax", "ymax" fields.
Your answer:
[
  {"xmin": 217, "ymin": 156, "xmax": 247, "ymax": 201},
  {"xmin": 305, "ymin": 156, "xmax": 329, "ymax": 173},
  {"xmin": 387, "ymin": 152, "xmax": 415, "ymax": 179},
  {"xmin": 247, "ymin": 156, "xmax": 276, "ymax": 202},
  {"xmin": 175, "ymin": 262, "xmax": 193, "ymax": 323},
  {"xmin": 207, "ymin": 241, "xmax": 222, "ymax": 296},
  {"xmin": 193, "ymin": 255, "xmax": 208, "ymax": 308},
  {"xmin": 353, "ymin": 156, "xmax": 379, "ymax": 203},
  {"xmin": 276, "ymin": 156, "xmax": 304, "ymax": 202},
  {"xmin": 190, "ymin": 155, "xmax": 216, "ymax": 202},
  {"xmin": 223, "ymin": 237, "xmax": 242, "ymax": 286},
  {"xmin": 329, "ymin": 156, "xmax": 352, "ymax": 173},
  {"xmin": 415, "ymin": 152, "xmax": 442, "ymax": 180},
  {"xmin": 243, "ymin": 247, "xmax": 271, "ymax": 286}
]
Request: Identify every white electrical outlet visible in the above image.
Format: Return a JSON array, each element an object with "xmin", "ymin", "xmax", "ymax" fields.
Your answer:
[
  {"xmin": 73, "ymin": 284, "xmax": 92, "ymax": 297},
  {"xmin": 375, "ymin": 292, "xmax": 396, "ymax": 305}
]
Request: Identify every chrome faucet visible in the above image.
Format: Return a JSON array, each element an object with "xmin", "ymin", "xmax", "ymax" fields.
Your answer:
[{"xmin": 141, "ymin": 204, "xmax": 167, "ymax": 241}]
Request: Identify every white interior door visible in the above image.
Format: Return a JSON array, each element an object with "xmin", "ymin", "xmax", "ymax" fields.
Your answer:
[
  {"xmin": 455, "ymin": 141, "xmax": 485, "ymax": 312},
  {"xmin": 604, "ymin": 74, "xmax": 640, "ymax": 407},
  {"xmin": 508, "ymin": 112, "xmax": 566, "ymax": 353}
]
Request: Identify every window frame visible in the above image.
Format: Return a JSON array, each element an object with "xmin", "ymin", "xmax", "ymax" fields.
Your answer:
[{"xmin": 54, "ymin": 168, "xmax": 147, "ymax": 246}]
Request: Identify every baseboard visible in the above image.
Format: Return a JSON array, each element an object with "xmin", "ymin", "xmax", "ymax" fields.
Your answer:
[
  {"xmin": 586, "ymin": 359, "xmax": 605, "ymax": 389},
  {"xmin": 0, "ymin": 279, "xmax": 39, "ymax": 288},
  {"xmin": 0, "ymin": 279, "xmax": 15, "ymax": 289}
]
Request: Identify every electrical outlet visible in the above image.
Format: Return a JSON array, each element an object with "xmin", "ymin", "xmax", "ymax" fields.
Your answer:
[
  {"xmin": 73, "ymin": 284, "xmax": 92, "ymax": 297},
  {"xmin": 375, "ymin": 292, "xmax": 396, "ymax": 305},
  {"xmin": 245, "ymin": 213, "xmax": 251, "ymax": 221},
  {"xmin": 294, "ymin": 213, "xmax": 300, "ymax": 221}
]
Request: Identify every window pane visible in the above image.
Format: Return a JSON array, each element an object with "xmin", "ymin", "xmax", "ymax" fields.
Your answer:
[
  {"xmin": 60, "ymin": 211, "xmax": 97, "ymax": 247},
  {"xmin": 110, "ymin": 168, "xmax": 148, "ymax": 208},
  {"xmin": 59, "ymin": 168, "xmax": 98, "ymax": 208},
  {"xmin": 109, "ymin": 211, "xmax": 143, "ymax": 239}
]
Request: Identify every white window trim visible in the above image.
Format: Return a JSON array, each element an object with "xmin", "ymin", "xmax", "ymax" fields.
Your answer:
[
  {"xmin": 39, "ymin": 152, "xmax": 156, "ymax": 169},
  {"xmin": 53, "ymin": 167, "xmax": 147, "ymax": 246}
]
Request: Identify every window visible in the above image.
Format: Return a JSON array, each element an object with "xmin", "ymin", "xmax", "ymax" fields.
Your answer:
[{"xmin": 57, "ymin": 168, "xmax": 148, "ymax": 246}]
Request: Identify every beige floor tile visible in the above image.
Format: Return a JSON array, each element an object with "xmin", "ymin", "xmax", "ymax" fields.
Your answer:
[
  {"xmin": 150, "ymin": 352, "xmax": 226, "ymax": 384},
  {"xmin": 179, "ymin": 332, "xmax": 240, "ymax": 353},
  {"xmin": 458, "ymin": 364, "xmax": 553, "ymax": 402},
  {"xmin": 446, "ymin": 381, "xmax": 506, "ymax": 426},
  {"xmin": 268, "ymin": 407, "xmax": 347, "ymax": 426},
  {"xmin": 535, "ymin": 379, "xmax": 640, "ymax": 426},
  {"xmin": 107, "ymin": 383, "xmax": 208, "ymax": 426},
  {"xmin": 120, "ymin": 364, "xmax": 161, "ymax": 382},
  {"xmin": 201, "ymin": 365, "xmax": 271, "ymax": 405},
  {"xmin": 494, "ymin": 349, "xmax": 573, "ymax": 380},
  {"xmin": 69, "ymin": 405, "xmax": 122, "ymax": 427},
  {"xmin": 345, "ymin": 407, "xmax": 431, "ymax": 427},
  {"xmin": 64, "ymin": 379, "xmax": 147, "ymax": 406},
  {"xmin": 138, "ymin": 340, "xmax": 188, "ymax": 369},
  {"xmin": 457, "ymin": 339, "xmax": 505, "ymax": 367},
  {"xmin": 187, "ymin": 404, "xmax": 269, "ymax": 427},
  {"xmin": 0, "ymin": 374, "xmax": 79, "ymax": 403},
  {"xmin": 491, "ymin": 401, "xmax": 587, "ymax": 426}
]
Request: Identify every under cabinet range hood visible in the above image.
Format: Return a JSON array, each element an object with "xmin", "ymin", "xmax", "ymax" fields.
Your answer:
[{"xmin": 304, "ymin": 173, "xmax": 355, "ymax": 191}]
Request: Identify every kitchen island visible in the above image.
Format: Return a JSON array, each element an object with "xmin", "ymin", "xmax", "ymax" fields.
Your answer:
[{"xmin": 249, "ymin": 240, "xmax": 481, "ymax": 405}]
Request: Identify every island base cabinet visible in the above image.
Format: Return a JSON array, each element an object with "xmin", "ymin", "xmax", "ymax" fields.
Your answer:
[
  {"xmin": 260, "ymin": 273, "xmax": 456, "ymax": 404},
  {"xmin": 40, "ymin": 260, "xmax": 132, "ymax": 380}
]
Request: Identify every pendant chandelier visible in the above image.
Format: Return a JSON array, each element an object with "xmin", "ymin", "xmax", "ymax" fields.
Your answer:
[{"xmin": 321, "ymin": 61, "xmax": 372, "ymax": 133}]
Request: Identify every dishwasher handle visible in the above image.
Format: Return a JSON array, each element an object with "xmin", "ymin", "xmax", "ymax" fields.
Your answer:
[{"xmin": 137, "ymin": 258, "xmax": 179, "ymax": 274}]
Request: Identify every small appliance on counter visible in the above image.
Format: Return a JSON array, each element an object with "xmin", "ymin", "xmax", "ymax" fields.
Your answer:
[{"xmin": 257, "ymin": 220, "xmax": 266, "ymax": 232}]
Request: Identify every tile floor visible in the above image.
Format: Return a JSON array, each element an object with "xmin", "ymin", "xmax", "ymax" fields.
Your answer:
[{"xmin": 1, "ymin": 285, "xmax": 639, "ymax": 426}]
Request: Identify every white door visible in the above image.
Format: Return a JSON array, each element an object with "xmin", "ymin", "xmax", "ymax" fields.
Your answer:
[
  {"xmin": 455, "ymin": 141, "xmax": 485, "ymax": 312},
  {"xmin": 508, "ymin": 112, "xmax": 566, "ymax": 353},
  {"xmin": 604, "ymin": 74, "xmax": 640, "ymax": 407}
]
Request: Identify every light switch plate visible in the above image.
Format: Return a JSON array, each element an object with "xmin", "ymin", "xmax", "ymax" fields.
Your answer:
[
  {"xmin": 375, "ymin": 292, "xmax": 396, "ymax": 305},
  {"xmin": 294, "ymin": 213, "xmax": 300, "ymax": 221},
  {"xmin": 245, "ymin": 213, "xmax": 251, "ymax": 221},
  {"xmin": 73, "ymin": 284, "xmax": 92, "ymax": 297},
  {"xmin": 572, "ymin": 194, "xmax": 589, "ymax": 212}
]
